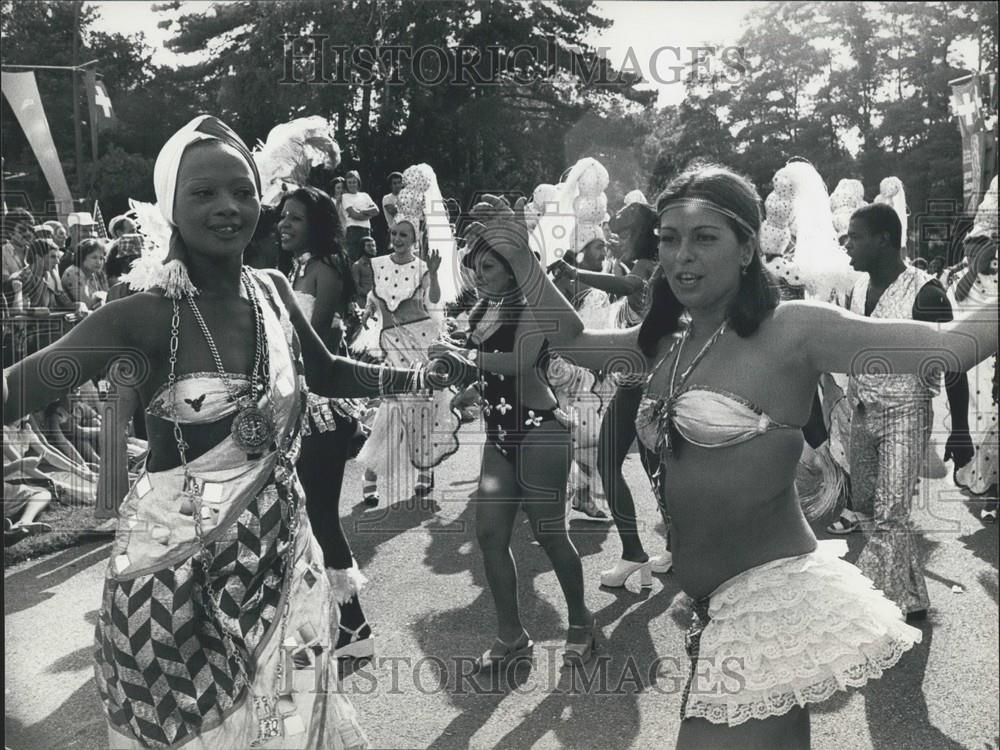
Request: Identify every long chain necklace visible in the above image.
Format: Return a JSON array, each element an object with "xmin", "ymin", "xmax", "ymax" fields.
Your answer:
[
  {"xmin": 185, "ymin": 268, "xmax": 277, "ymax": 457},
  {"xmin": 168, "ymin": 269, "xmax": 301, "ymax": 745}
]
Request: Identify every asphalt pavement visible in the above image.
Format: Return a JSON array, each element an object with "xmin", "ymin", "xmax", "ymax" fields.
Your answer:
[{"xmin": 4, "ymin": 408, "xmax": 999, "ymax": 750}]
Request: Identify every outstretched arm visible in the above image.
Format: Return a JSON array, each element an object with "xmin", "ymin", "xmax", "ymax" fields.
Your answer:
[
  {"xmin": 3, "ymin": 296, "xmax": 143, "ymax": 424},
  {"xmin": 264, "ymin": 270, "xmax": 466, "ymax": 396},
  {"xmin": 557, "ymin": 261, "xmax": 646, "ymax": 296},
  {"xmin": 786, "ymin": 297, "xmax": 998, "ymax": 378}
]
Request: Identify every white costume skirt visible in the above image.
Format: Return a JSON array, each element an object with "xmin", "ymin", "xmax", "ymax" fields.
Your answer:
[
  {"xmin": 354, "ymin": 319, "xmax": 460, "ymax": 500},
  {"xmin": 681, "ymin": 542, "xmax": 921, "ymax": 726}
]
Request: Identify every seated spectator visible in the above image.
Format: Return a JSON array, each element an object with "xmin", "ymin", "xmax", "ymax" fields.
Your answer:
[
  {"xmin": 62, "ymin": 238, "xmax": 109, "ymax": 309},
  {"xmin": 4, "ymin": 415, "xmax": 97, "ymax": 531},
  {"xmin": 2, "ymin": 207, "xmax": 35, "ymax": 282}
]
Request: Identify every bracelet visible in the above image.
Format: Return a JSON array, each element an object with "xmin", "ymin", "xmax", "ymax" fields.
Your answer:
[{"xmin": 377, "ymin": 363, "xmax": 388, "ymax": 398}]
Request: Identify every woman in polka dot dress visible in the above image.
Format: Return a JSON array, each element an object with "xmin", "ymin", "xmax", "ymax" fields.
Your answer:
[{"xmin": 354, "ymin": 217, "xmax": 460, "ymax": 504}]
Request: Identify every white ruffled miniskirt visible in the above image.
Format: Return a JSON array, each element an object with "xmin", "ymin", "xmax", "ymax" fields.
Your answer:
[{"xmin": 681, "ymin": 541, "xmax": 921, "ymax": 726}]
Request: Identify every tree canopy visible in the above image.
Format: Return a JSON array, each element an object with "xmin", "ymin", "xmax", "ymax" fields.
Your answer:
[{"xmin": 2, "ymin": 0, "xmax": 996, "ymax": 256}]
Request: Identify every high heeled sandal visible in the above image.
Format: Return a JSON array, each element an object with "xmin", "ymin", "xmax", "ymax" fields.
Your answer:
[
  {"xmin": 335, "ymin": 621, "xmax": 375, "ymax": 659},
  {"xmin": 562, "ymin": 621, "xmax": 597, "ymax": 667},
  {"xmin": 362, "ymin": 485, "xmax": 379, "ymax": 508},
  {"xmin": 599, "ymin": 559, "xmax": 652, "ymax": 588},
  {"xmin": 414, "ymin": 473, "xmax": 434, "ymax": 497},
  {"xmin": 650, "ymin": 551, "xmax": 673, "ymax": 574},
  {"xmin": 474, "ymin": 631, "xmax": 534, "ymax": 673}
]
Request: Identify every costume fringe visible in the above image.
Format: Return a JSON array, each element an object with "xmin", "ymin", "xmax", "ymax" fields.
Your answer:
[{"xmin": 326, "ymin": 562, "xmax": 368, "ymax": 605}]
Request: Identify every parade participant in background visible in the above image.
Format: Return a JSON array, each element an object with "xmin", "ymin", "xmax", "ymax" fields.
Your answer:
[
  {"xmin": 429, "ymin": 232, "xmax": 596, "ymax": 670},
  {"xmin": 276, "ymin": 184, "xmax": 375, "ymax": 659},
  {"xmin": 351, "ymin": 235, "xmax": 376, "ymax": 308},
  {"xmin": 950, "ymin": 177, "xmax": 998, "ymax": 522},
  {"xmin": 472, "ymin": 162, "xmax": 996, "ymax": 748},
  {"xmin": 382, "ymin": 171, "xmax": 403, "ymax": 226},
  {"xmin": 62, "ymin": 237, "xmax": 109, "ymax": 309},
  {"xmin": 3, "ymin": 114, "xmax": 468, "ymax": 749},
  {"xmin": 541, "ymin": 158, "xmax": 616, "ymax": 521},
  {"xmin": 839, "ymin": 202, "xmax": 972, "ymax": 620},
  {"xmin": 583, "ymin": 202, "xmax": 673, "ymax": 587},
  {"xmin": 342, "ymin": 170, "xmax": 379, "ymax": 262},
  {"xmin": 354, "ymin": 163, "xmax": 462, "ymax": 506}
]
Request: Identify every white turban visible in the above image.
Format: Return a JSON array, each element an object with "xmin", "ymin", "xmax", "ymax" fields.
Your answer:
[{"xmin": 153, "ymin": 115, "xmax": 260, "ymax": 226}]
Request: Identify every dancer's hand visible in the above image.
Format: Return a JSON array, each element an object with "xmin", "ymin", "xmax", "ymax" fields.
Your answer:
[
  {"xmin": 427, "ymin": 249, "xmax": 442, "ymax": 274},
  {"xmin": 944, "ymin": 427, "xmax": 974, "ymax": 469},
  {"xmin": 428, "ymin": 340, "xmax": 463, "ymax": 360},
  {"xmin": 426, "ymin": 352, "xmax": 476, "ymax": 389},
  {"xmin": 550, "ymin": 258, "xmax": 577, "ymax": 280}
]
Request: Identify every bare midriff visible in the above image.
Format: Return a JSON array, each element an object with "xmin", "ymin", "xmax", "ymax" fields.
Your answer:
[{"xmin": 660, "ymin": 427, "xmax": 817, "ymax": 599}]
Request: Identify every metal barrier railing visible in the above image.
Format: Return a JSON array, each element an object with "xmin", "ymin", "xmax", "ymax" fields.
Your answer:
[{"xmin": 2, "ymin": 310, "xmax": 79, "ymax": 367}]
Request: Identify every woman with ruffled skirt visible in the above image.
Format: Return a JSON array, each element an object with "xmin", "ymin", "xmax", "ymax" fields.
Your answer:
[{"xmin": 473, "ymin": 162, "xmax": 997, "ymax": 747}]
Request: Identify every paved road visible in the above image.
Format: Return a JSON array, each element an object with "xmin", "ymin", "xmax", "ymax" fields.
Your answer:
[{"xmin": 5, "ymin": 413, "xmax": 999, "ymax": 750}]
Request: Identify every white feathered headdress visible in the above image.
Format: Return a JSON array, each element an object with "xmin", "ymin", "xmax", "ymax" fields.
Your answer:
[
  {"xmin": 527, "ymin": 157, "xmax": 609, "ymax": 267},
  {"xmin": 760, "ymin": 161, "xmax": 858, "ymax": 300},
  {"xmin": 253, "ymin": 116, "xmax": 341, "ymax": 206},
  {"xmin": 829, "ymin": 179, "xmax": 867, "ymax": 239},
  {"xmin": 394, "ymin": 163, "xmax": 460, "ymax": 308},
  {"xmin": 873, "ymin": 176, "xmax": 907, "ymax": 248}
]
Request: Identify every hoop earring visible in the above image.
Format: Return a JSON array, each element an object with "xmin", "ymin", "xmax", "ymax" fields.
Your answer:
[{"xmin": 740, "ymin": 263, "xmax": 749, "ymax": 276}]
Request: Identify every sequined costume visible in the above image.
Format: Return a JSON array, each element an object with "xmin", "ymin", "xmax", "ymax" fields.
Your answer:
[
  {"xmin": 98, "ymin": 271, "xmax": 366, "ymax": 749},
  {"xmin": 847, "ymin": 266, "xmax": 937, "ymax": 615}
]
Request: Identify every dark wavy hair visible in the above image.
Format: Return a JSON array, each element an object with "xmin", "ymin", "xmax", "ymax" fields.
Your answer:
[
  {"xmin": 637, "ymin": 164, "xmax": 778, "ymax": 357},
  {"xmin": 609, "ymin": 202, "xmax": 657, "ymax": 261},
  {"xmin": 277, "ymin": 186, "xmax": 354, "ymax": 299},
  {"xmin": 73, "ymin": 237, "xmax": 107, "ymax": 270}
]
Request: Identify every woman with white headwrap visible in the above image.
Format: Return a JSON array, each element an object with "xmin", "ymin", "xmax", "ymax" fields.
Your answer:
[
  {"xmin": 354, "ymin": 163, "xmax": 462, "ymax": 505},
  {"xmin": 3, "ymin": 115, "xmax": 470, "ymax": 749}
]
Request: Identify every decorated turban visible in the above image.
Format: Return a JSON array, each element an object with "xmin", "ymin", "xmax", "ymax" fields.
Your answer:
[{"xmin": 153, "ymin": 115, "xmax": 261, "ymax": 226}]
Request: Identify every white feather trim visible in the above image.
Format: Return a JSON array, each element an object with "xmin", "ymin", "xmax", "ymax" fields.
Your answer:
[
  {"xmin": 120, "ymin": 199, "xmax": 198, "ymax": 298},
  {"xmin": 253, "ymin": 116, "xmax": 341, "ymax": 206},
  {"xmin": 326, "ymin": 563, "xmax": 368, "ymax": 605}
]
